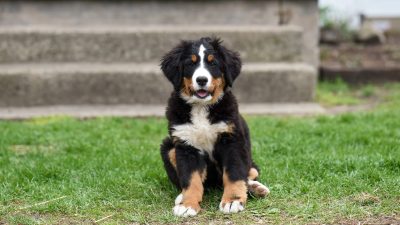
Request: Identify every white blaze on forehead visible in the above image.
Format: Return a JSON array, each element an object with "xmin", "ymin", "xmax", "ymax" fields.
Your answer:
[
  {"xmin": 198, "ymin": 45, "xmax": 206, "ymax": 68},
  {"xmin": 192, "ymin": 44, "xmax": 212, "ymax": 90}
]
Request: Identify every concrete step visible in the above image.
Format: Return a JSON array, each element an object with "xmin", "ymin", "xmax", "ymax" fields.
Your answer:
[
  {"xmin": 0, "ymin": 63, "xmax": 316, "ymax": 107},
  {"xmin": 0, "ymin": 26, "xmax": 303, "ymax": 63},
  {"xmin": 0, "ymin": 1, "xmax": 311, "ymax": 27},
  {"xmin": 0, "ymin": 103, "xmax": 326, "ymax": 119},
  {"xmin": 0, "ymin": 0, "xmax": 318, "ymax": 67}
]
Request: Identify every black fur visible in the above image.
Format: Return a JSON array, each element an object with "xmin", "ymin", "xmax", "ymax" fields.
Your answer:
[
  {"xmin": 160, "ymin": 37, "xmax": 258, "ymax": 190},
  {"xmin": 209, "ymin": 38, "xmax": 242, "ymax": 87},
  {"xmin": 160, "ymin": 40, "xmax": 191, "ymax": 91}
]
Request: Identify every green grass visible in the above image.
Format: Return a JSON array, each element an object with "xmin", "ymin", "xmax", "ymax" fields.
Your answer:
[
  {"xmin": 1, "ymin": 83, "xmax": 400, "ymax": 224},
  {"xmin": 317, "ymin": 79, "xmax": 400, "ymax": 109},
  {"xmin": 317, "ymin": 79, "xmax": 363, "ymax": 106}
]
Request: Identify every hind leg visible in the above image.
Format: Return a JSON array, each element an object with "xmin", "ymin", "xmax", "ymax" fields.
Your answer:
[{"xmin": 247, "ymin": 167, "xmax": 270, "ymax": 197}]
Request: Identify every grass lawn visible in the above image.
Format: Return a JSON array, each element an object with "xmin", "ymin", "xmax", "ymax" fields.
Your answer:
[{"xmin": 1, "ymin": 82, "xmax": 400, "ymax": 224}]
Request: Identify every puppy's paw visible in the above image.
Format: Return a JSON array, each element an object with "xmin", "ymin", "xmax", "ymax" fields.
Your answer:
[
  {"xmin": 172, "ymin": 194, "xmax": 200, "ymax": 217},
  {"xmin": 173, "ymin": 204, "xmax": 198, "ymax": 217},
  {"xmin": 174, "ymin": 193, "xmax": 183, "ymax": 205},
  {"xmin": 219, "ymin": 200, "xmax": 244, "ymax": 214},
  {"xmin": 248, "ymin": 180, "xmax": 270, "ymax": 197}
]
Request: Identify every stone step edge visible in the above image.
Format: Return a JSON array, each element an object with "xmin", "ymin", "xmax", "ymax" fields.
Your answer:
[
  {"xmin": 0, "ymin": 62, "xmax": 316, "ymax": 74},
  {"xmin": 0, "ymin": 25, "xmax": 303, "ymax": 33},
  {"xmin": 0, "ymin": 103, "xmax": 326, "ymax": 120}
]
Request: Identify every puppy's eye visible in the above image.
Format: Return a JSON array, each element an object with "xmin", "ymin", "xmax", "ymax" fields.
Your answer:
[
  {"xmin": 207, "ymin": 55, "xmax": 217, "ymax": 66},
  {"xmin": 207, "ymin": 54, "xmax": 214, "ymax": 63},
  {"xmin": 191, "ymin": 54, "xmax": 197, "ymax": 63}
]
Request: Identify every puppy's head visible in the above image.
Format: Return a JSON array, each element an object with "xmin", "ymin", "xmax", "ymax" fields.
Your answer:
[{"xmin": 161, "ymin": 37, "xmax": 241, "ymax": 105}]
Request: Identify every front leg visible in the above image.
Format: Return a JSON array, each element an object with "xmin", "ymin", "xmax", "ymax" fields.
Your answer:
[
  {"xmin": 217, "ymin": 139, "xmax": 250, "ymax": 214},
  {"xmin": 173, "ymin": 143, "xmax": 207, "ymax": 217}
]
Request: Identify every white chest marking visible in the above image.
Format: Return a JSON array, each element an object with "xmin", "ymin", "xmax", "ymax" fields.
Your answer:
[{"xmin": 172, "ymin": 105, "xmax": 230, "ymax": 155}]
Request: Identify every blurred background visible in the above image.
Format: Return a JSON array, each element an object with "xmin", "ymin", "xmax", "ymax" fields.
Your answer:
[
  {"xmin": 0, "ymin": 0, "xmax": 399, "ymax": 118},
  {"xmin": 320, "ymin": 0, "xmax": 400, "ymax": 84},
  {"xmin": 320, "ymin": 0, "xmax": 400, "ymax": 27}
]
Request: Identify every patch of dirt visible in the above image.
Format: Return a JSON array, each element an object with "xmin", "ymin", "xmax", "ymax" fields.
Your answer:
[
  {"xmin": 1, "ymin": 212, "xmax": 101, "ymax": 225},
  {"xmin": 325, "ymin": 101, "xmax": 379, "ymax": 115},
  {"xmin": 336, "ymin": 215, "xmax": 400, "ymax": 225},
  {"xmin": 352, "ymin": 192, "xmax": 381, "ymax": 206}
]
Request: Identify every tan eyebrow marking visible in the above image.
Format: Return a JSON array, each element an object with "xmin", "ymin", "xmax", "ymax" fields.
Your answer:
[
  {"xmin": 191, "ymin": 54, "xmax": 197, "ymax": 63},
  {"xmin": 207, "ymin": 54, "xmax": 214, "ymax": 62}
]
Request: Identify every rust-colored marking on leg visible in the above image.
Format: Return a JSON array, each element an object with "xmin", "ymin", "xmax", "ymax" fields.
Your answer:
[
  {"xmin": 220, "ymin": 171, "xmax": 247, "ymax": 207},
  {"xmin": 201, "ymin": 168, "xmax": 207, "ymax": 182},
  {"xmin": 168, "ymin": 148, "xmax": 177, "ymax": 169},
  {"xmin": 248, "ymin": 167, "xmax": 259, "ymax": 181},
  {"xmin": 181, "ymin": 171, "xmax": 204, "ymax": 212}
]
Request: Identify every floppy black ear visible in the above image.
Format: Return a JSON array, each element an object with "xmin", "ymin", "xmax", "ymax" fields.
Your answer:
[
  {"xmin": 211, "ymin": 38, "xmax": 242, "ymax": 87},
  {"xmin": 160, "ymin": 41, "xmax": 189, "ymax": 90}
]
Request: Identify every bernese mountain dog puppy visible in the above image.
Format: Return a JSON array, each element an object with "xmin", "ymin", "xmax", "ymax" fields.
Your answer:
[{"xmin": 160, "ymin": 37, "xmax": 269, "ymax": 217}]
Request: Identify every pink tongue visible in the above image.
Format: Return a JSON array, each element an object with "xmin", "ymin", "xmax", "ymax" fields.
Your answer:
[{"xmin": 197, "ymin": 90, "xmax": 208, "ymax": 97}]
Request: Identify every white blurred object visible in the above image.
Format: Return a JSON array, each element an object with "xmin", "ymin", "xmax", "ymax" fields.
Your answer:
[
  {"xmin": 320, "ymin": 0, "xmax": 400, "ymax": 29},
  {"xmin": 371, "ymin": 20, "xmax": 392, "ymax": 31}
]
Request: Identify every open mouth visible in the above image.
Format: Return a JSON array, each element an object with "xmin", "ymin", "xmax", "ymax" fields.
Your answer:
[{"xmin": 194, "ymin": 89, "xmax": 211, "ymax": 99}]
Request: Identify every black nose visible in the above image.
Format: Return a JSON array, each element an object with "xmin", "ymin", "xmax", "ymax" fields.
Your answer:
[{"xmin": 196, "ymin": 76, "xmax": 208, "ymax": 86}]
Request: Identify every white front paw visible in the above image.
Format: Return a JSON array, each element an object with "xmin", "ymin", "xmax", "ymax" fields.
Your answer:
[
  {"xmin": 173, "ymin": 205, "xmax": 197, "ymax": 217},
  {"xmin": 174, "ymin": 193, "xmax": 183, "ymax": 205},
  {"xmin": 219, "ymin": 200, "xmax": 244, "ymax": 214}
]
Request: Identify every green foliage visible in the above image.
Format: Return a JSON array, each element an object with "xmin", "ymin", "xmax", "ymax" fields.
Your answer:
[
  {"xmin": 379, "ymin": 83, "xmax": 400, "ymax": 111},
  {"xmin": 317, "ymin": 79, "xmax": 361, "ymax": 106},
  {"xmin": 360, "ymin": 85, "xmax": 375, "ymax": 98},
  {"xmin": 319, "ymin": 6, "xmax": 354, "ymax": 41},
  {"xmin": 317, "ymin": 80, "xmax": 400, "ymax": 110},
  {"xmin": 319, "ymin": 6, "xmax": 335, "ymax": 29}
]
